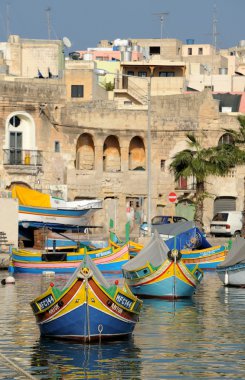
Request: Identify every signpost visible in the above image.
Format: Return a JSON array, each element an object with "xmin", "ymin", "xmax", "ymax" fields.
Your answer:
[{"xmin": 168, "ymin": 192, "xmax": 177, "ymax": 223}]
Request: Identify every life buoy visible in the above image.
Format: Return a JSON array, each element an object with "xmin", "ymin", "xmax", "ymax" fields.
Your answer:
[{"xmin": 167, "ymin": 249, "xmax": 182, "ymax": 262}]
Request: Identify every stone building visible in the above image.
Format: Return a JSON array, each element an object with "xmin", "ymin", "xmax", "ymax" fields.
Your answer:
[{"xmin": 0, "ymin": 35, "xmax": 244, "ymax": 237}]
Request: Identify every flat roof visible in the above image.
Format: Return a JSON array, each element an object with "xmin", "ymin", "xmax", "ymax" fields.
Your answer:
[{"xmin": 120, "ymin": 60, "xmax": 186, "ymax": 67}]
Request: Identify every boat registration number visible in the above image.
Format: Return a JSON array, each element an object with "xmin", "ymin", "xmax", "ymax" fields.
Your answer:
[
  {"xmin": 115, "ymin": 293, "xmax": 133, "ymax": 310},
  {"xmin": 38, "ymin": 294, "xmax": 55, "ymax": 310}
]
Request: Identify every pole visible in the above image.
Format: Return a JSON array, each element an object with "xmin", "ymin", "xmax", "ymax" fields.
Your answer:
[{"xmin": 147, "ymin": 76, "xmax": 152, "ymax": 236}]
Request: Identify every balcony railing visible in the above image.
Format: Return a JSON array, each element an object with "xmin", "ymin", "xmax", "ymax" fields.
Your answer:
[{"xmin": 3, "ymin": 149, "xmax": 43, "ymax": 166}]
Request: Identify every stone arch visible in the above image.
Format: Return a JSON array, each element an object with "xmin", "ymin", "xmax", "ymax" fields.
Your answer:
[
  {"xmin": 103, "ymin": 135, "xmax": 121, "ymax": 172},
  {"xmin": 218, "ymin": 133, "xmax": 234, "ymax": 146},
  {"xmin": 76, "ymin": 133, "xmax": 95, "ymax": 170},
  {"xmin": 7, "ymin": 181, "xmax": 32, "ymax": 190},
  {"xmin": 129, "ymin": 136, "xmax": 146, "ymax": 170}
]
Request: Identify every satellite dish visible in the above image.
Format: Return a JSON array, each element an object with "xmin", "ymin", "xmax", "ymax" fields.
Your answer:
[{"xmin": 63, "ymin": 36, "xmax": 72, "ymax": 48}]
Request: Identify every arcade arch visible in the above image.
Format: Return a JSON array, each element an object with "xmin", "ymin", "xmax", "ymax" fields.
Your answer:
[
  {"xmin": 76, "ymin": 133, "xmax": 95, "ymax": 170},
  {"xmin": 128, "ymin": 136, "xmax": 146, "ymax": 170},
  {"xmin": 103, "ymin": 135, "xmax": 121, "ymax": 172}
]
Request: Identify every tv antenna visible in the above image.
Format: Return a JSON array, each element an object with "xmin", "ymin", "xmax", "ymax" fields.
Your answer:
[
  {"xmin": 153, "ymin": 12, "xmax": 169, "ymax": 39},
  {"xmin": 6, "ymin": 1, "xmax": 10, "ymax": 38},
  {"xmin": 205, "ymin": 4, "xmax": 219, "ymax": 50},
  {"xmin": 212, "ymin": 4, "xmax": 219, "ymax": 50},
  {"xmin": 45, "ymin": 7, "xmax": 51, "ymax": 40},
  {"xmin": 63, "ymin": 36, "xmax": 72, "ymax": 49}
]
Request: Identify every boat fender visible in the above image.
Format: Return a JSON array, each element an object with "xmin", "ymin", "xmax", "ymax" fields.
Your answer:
[
  {"xmin": 167, "ymin": 249, "xmax": 182, "ymax": 262},
  {"xmin": 1, "ymin": 276, "xmax": 15, "ymax": 285}
]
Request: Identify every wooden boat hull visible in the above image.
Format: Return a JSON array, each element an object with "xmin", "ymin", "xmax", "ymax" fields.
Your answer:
[
  {"xmin": 181, "ymin": 245, "xmax": 228, "ymax": 270},
  {"xmin": 10, "ymin": 244, "xmax": 130, "ymax": 274},
  {"xmin": 123, "ymin": 260, "xmax": 203, "ymax": 299},
  {"xmin": 19, "ymin": 205, "xmax": 97, "ymax": 227},
  {"xmin": 216, "ymin": 264, "xmax": 245, "ymax": 287},
  {"xmin": 30, "ymin": 264, "xmax": 142, "ymax": 342}
]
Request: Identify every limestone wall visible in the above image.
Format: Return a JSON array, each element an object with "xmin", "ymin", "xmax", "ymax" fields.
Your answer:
[
  {"xmin": 0, "ymin": 197, "xmax": 18, "ymax": 247},
  {"xmin": 0, "ymin": 84, "xmax": 243, "ymax": 235}
]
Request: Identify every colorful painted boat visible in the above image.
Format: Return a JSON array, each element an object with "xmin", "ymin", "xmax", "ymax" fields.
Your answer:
[
  {"xmin": 216, "ymin": 237, "xmax": 245, "ymax": 287},
  {"xmin": 45, "ymin": 232, "xmax": 107, "ymax": 251},
  {"xmin": 110, "ymin": 236, "xmax": 143, "ymax": 258},
  {"xmin": 122, "ymin": 231, "xmax": 203, "ymax": 299},
  {"xmin": 18, "ymin": 205, "xmax": 101, "ymax": 227},
  {"xmin": 111, "ymin": 222, "xmax": 211, "ymax": 257},
  {"xmin": 111, "ymin": 224, "xmax": 227, "ymax": 269},
  {"xmin": 9, "ymin": 244, "xmax": 130, "ymax": 274},
  {"xmin": 181, "ymin": 244, "xmax": 228, "ymax": 270},
  {"xmin": 12, "ymin": 185, "xmax": 102, "ymax": 228},
  {"xmin": 30, "ymin": 255, "xmax": 143, "ymax": 342}
]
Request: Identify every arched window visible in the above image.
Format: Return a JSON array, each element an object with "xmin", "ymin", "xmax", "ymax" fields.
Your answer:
[
  {"xmin": 5, "ymin": 112, "xmax": 37, "ymax": 165},
  {"xmin": 218, "ymin": 133, "xmax": 234, "ymax": 146},
  {"xmin": 76, "ymin": 133, "xmax": 95, "ymax": 170},
  {"xmin": 129, "ymin": 136, "xmax": 145, "ymax": 170},
  {"xmin": 103, "ymin": 136, "xmax": 121, "ymax": 172}
]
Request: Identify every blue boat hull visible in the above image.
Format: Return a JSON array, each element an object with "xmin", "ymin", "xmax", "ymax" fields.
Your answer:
[
  {"xmin": 39, "ymin": 303, "xmax": 135, "ymax": 339},
  {"xmin": 129, "ymin": 276, "xmax": 196, "ymax": 298}
]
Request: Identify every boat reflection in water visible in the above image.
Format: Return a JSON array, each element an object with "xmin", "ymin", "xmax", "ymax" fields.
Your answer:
[{"xmin": 31, "ymin": 337, "xmax": 142, "ymax": 379}]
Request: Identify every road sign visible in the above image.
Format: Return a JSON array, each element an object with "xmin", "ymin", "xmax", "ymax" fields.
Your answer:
[{"xmin": 168, "ymin": 192, "xmax": 177, "ymax": 203}]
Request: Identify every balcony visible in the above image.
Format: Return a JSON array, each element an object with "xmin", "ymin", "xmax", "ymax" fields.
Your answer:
[
  {"xmin": 3, "ymin": 149, "xmax": 43, "ymax": 174},
  {"xmin": 175, "ymin": 176, "xmax": 196, "ymax": 195}
]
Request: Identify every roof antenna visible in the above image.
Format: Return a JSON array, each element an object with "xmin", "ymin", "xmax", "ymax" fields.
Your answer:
[
  {"xmin": 212, "ymin": 3, "xmax": 219, "ymax": 51},
  {"xmin": 153, "ymin": 12, "xmax": 169, "ymax": 39},
  {"xmin": 6, "ymin": 1, "xmax": 10, "ymax": 39},
  {"xmin": 45, "ymin": 7, "xmax": 51, "ymax": 40}
]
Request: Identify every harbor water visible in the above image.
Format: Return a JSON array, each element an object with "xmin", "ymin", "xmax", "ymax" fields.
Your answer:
[{"xmin": 0, "ymin": 270, "xmax": 245, "ymax": 379}]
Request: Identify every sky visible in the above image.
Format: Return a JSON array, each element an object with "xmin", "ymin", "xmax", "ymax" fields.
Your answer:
[{"xmin": 0, "ymin": 0, "xmax": 244, "ymax": 52}]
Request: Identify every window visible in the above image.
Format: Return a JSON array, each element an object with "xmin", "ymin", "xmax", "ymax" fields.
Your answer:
[
  {"xmin": 188, "ymin": 48, "xmax": 192, "ymax": 55},
  {"xmin": 198, "ymin": 48, "xmax": 203, "ymax": 55},
  {"xmin": 159, "ymin": 72, "xmax": 175, "ymax": 77},
  {"xmin": 178, "ymin": 176, "xmax": 187, "ymax": 190},
  {"xmin": 160, "ymin": 160, "xmax": 165, "ymax": 171},
  {"xmin": 149, "ymin": 46, "xmax": 160, "ymax": 55},
  {"xmin": 138, "ymin": 72, "xmax": 147, "ymax": 77},
  {"xmin": 55, "ymin": 141, "xmax": 60, "ymax": 152},
  {"xmin": 10, "ymin": 132, "xmax": 22, "ymax": 164},
  {"xmin": 9, "ymin": 115, "xmax": 21, "ymax": 127},
  {"xmin": 71, "ymin": 85, "xmax": 84, "ymax": 98},
  {"xmin": 127, "ymin": 71, "xmax": 134, "ymax": 76}
]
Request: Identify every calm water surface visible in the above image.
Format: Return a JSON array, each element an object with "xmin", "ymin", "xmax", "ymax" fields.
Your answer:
[{"xmin": 0, "ymin": 270, "xmax": 245, "ymax": 379}]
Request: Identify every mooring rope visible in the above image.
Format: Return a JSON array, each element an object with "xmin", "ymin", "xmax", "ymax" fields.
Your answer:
[{"xmin": 0, "ymin": 351, "xmax": 36, "ymax": 380}]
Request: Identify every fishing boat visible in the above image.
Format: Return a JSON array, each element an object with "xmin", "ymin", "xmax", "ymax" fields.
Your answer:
[
  {"xmin": 216, "ymin": 237, "xmax": 245, "ymax": 287},
  {"xmin": 30, "ymin": 255, "xmax": 143, "ymax": 342},
  {"xmin": 111, "ymin": 222, "xmax": 227, "ymax": 269},
  {"xmin": 122, "ymin": 231, "xmax": 203, "ymax": 299},
  {"xmin": 9, "ymin": 243, "xmax": 130, "ymax": 274},
  {"xmin": 12, "ymin": 185, "xmax": 102, "ymax": 228},
  {"xmin": 44, "ymin": 231, "xmax": 107, "ymax": 251},
  {"xmin": 110, "ymin": 233, "xmax": 143, "ymax": 258},
  {"xmin": 111, "ymin": 221, "xmax": 210, "ymax": 255},
  {"xmin": 181, "ymin": 244, "xmax": 228, "ymax": 270}
]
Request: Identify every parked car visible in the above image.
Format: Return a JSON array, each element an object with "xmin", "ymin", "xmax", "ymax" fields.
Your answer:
[
  {"xmin": 140, "ymin": 215, "xmax": 188, "ymax": 236},
  {"xmin": 210, "ymin": 211, "xmax": 243, "ymax": 237}
]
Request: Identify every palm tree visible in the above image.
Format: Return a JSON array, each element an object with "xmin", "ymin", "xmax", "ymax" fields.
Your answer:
[{"xmin": 169, "ymin": 133, "xmax": 245, "ymax": 229}]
